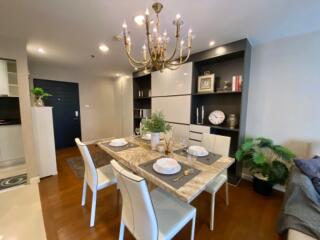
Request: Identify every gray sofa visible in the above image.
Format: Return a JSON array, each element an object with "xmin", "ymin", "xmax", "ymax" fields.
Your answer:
[{"xmin": 278, "ymin": 143, "xmax": 320, "ymax": 240}]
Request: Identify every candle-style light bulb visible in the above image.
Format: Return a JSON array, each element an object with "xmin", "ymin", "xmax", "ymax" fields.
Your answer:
[
  {"xmin": 180, "ymin": 39, "xmax": 185, "ymax": 46},
  {"xmin": 145, "ymin": 8, "xmax": 150, "ymax": 16},
  {"xmin": 142, "ymin": 44, "xmax": 147, "ymax": 60},
  {"xmin": 176, "ymin": 13, "xmax": 181, "ymax": 19},
  {"xmin": 122, "ymin": 22, "xmax": 127, "ymax": 29}
]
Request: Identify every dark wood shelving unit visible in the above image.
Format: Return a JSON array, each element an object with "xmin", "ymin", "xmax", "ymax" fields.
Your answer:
[
  {"xmin": 192, "ymin": 91, "xmax": 242, "ymax": 96},
  {"xmin": 190, "ymin": 39, "xmax": 252, "ymax": 185},
  {"xmin": 132, "ymin": 74, "xmax": 151, "ymax": 131}
]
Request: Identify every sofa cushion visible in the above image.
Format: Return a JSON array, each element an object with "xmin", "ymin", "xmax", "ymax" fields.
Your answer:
[
  {"xmin": 294, "ymin": 157, "xmax": 320, "ymax": 179},
  {"xmin": 311, "ymin": 178, "xmax": 320, "ymax": 195}
]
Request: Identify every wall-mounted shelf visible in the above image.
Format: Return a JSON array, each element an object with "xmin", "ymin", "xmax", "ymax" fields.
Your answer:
[
  {"xmin": 132, "ymin": 74, "xmax": 151, "ymax": 130},
  {"xmin": 134, "ymin": 97, "xmax": 151, "ymax": 100},
  {"xmin": 192, "ymin": 91, "xmax": 242, "ymax": 96}
]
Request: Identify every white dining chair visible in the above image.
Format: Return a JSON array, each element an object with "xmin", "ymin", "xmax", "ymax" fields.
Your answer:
[
  {"xmin": 75, "ymin": 138, "xmax": 117, "ymax": 227},
  {"xmin": 110, "ymin": 160, "xmax": 197, "ymax": 240},
  {"xmin": 201, "ymin": 133, "xmax": 231, "ymax": 231}
]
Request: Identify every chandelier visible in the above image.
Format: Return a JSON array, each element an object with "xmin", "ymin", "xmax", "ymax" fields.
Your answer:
[{"xmin": 122, "ymin": 2, "xmax": 192, "ymax": 72}]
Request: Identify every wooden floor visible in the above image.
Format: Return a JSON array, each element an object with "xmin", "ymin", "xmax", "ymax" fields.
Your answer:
[{"xmin": 39, "ymin": 147, "xmax": 285, "ymax": 240}]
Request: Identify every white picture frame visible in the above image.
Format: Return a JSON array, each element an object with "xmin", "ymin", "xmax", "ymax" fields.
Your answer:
[{"xmin": 198, "ymin": 74, "xmax": 215, "ymax": 93}]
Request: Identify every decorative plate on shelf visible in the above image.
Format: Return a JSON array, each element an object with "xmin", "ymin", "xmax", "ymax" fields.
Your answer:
[{"xmin": 208, "ymin": 110, "xmax": 225, "ymax": 125}]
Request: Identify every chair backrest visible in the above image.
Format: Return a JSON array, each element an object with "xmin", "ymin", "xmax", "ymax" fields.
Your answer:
[
  {"xmin": 75, "ymin": 138, "xmax": 98, "ymax": 189},
  {"xmin": 202, "ymin": 133, "xmax": 231, "ymax": 156},
  {"xmin": 110, "ymin": 160, "xmax": 158, "ymax": 240}
]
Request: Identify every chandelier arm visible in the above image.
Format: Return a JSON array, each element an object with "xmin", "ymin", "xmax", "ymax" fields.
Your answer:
[
  {"xmin": 164, "ymin": 24, "xmax": 180, "ymax": 62},
  {"xmin": 166, "ymin": 48, "xmax": 191, "ymax": 66},
  {"xmin": 124, "ymin": 46, "xmax": 150, "ymax": 66}
]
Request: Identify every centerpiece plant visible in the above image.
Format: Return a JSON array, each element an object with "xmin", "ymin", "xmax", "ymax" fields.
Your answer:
[
  {"xmin": 31, "ymin": 87, "xmax": 52, "ymax": 107},
  {"xmin": 236, "ymin": 137, "xmax": 295, "ymax": 195},
  {"xmin": 141, "ymin": 111, "xmax": 171, "ymax": 150}
]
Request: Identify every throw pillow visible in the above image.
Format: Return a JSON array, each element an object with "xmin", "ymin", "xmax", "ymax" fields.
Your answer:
[
  {"xmin": 312, "ymin": 177, "xmax": 320, "ymax": 194},
  {"xmin": 294, "ymin": 157, "xmax": 320, "ymax": 178}
]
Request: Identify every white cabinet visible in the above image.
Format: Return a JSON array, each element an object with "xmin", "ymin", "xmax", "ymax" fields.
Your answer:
[
  {"xmin": 189, "ymin": 124, "xmax": 211, "ymax": 145},
  {"xmin": 152, "ymin": 96, "xmax": 191, "ymax": 124},
  {"xmin": 0, "ymin": 125, "xmax": 24, "ymax": 163},
  {"xmin": 0, "ymin": 60, "xmax": 9, "ymax": 96},
  {"xmin": 151, "ymin": 62, "xmax": 193, "ymax": 97},
  {"xmin": 170, "ymin": 123, "xmax": 190, "ymax": 143},
  {"xmin": 32, "ymin": 107, "xmax": 57, "ymax": 178}
]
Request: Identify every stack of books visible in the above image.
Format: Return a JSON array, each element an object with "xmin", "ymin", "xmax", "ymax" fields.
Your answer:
[{"xmin": 232, "ymin": 75, "xmax": 242, "ymax": 92}]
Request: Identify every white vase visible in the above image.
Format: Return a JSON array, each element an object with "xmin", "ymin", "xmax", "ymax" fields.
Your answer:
[{"xmin": 151, "ymin": 132, "xmax": 160, "ymax": 150}]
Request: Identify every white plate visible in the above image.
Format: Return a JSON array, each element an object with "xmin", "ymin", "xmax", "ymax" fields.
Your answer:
[
  {"xmin": 187, "ymin": 145, "xmax": 209, "ymax": 157},
  {"xmin": 109, "ymin": 140, "xmax": 128, "ymax": 147},
  {"xmin": 153, "ymin": 158, "xmax": 181, "ymax": 175},
  {"xmin": 142, "ymin": 134, "xmax": 151, "ymax": 141}
]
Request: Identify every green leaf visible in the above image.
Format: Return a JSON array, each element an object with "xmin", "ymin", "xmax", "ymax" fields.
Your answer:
[
  {"xmin": 257, "ymin": 137, "xmax": 273, "ymax": 148},
  {"xmin": 272, "ymin": 145, "xmax": 295, "ymax": 161},
  {"xmin": 241, "ymin": 139, "xmax": 254, "ymax": 152},
  {"xmin": 253, "ymin": 152, "xmax": 266, "ymax": 165},
  {"xmin": 268, "ymin": 161, "xmax": 289, "ymax": 184}
]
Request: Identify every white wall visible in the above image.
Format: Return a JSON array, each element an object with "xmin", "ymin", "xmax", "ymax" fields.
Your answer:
[
  {"xmin": 247, "ymin": 30, "xmax": 320, "ymax": 157},
  {"xmin": 29, "ymin": 64, "xmax": 116, "ymax": 141},
  {"xmin": 0, "ymin": 35, "xmax": 38, "ymax": 179}
]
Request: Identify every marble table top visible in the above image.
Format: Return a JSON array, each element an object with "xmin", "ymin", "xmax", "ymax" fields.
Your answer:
[{"xmin": 97, "ymin": 136, "xmax": 235, "ymax": 203}]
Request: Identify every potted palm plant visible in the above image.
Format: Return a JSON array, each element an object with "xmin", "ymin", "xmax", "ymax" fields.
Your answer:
[
  {"xmin": 141, "ymin": 112, "xmax": 171, "ymax": 150},
  {"xmin": 31, "ymin": 87, "xmax": 51, "ymax": 107},
  {"xmin": 236, "ymin": 137, "xmax": 295, "ymax": 196}
]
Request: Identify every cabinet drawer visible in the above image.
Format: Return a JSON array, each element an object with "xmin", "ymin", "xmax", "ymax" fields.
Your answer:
[
  {"xmin": 189, "ymin": 132, "xmax": 203, "ymax": 141},
  {"xmin": 189, "ymin": 124, "xmax": 210, "ymax": 133},
  {"xmin": 189, "ymin": 139, "xmax": 201, "ymax": 146},
  {"xmin": 152, "ymin": 96, "xmax": 191, "ymax": 124}
]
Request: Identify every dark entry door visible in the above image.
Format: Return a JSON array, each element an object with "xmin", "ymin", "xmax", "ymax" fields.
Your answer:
[{"xmin": 34, "ymin": 79, "xmax": 81, "ymax": 149}]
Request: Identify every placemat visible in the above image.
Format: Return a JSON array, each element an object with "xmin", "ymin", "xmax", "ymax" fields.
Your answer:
[
  {"xmin": 139, "ymin": 157, "xmax": 201, "ymax": 189},
  {"xmin": 174, "ymin": 148, "xmax": 222, "ymax": 165},
  {"xmin": 101, "ymin": 141, "xmax": 139, "ymax": 152}
]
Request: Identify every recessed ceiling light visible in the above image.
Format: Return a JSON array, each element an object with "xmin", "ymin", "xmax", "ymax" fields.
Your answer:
[
  {"xmin": 99, "ymin": 44, "xmax": 109, "ymax": 52},
  {"xmin": 37, "ymin": 48, "xmax": 45, "ymax": 54},
  {"xmin": 134, "ymin": 15, "xmax": 145, "ymax": 25},
  {"xmin": 116, "ymin": 73, "xmax": 120, "ymax": 77},
  {"xmin": 209, "ymin": 41, "xmax": 215, "ymax": 47}
]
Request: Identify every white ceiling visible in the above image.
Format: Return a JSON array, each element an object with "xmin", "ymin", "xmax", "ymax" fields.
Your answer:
[{"xmin": 0, "ymin": 0, "xmax": 320, "ymax": 78}]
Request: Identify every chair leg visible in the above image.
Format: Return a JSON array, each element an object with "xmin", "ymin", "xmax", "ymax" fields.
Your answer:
[
  {"xmin": 81, "ymin": 180, "xmax": 87, "ymax": 206},
  {"xmin": 90, "ymin": 189, "xmax": 97, "ymax": 227},
  {"xmin": 117, "ymin": 189, "xmax": 121, "ymax": 211},
  {"xmin": 119, "ymin": 220, "xmax": 125, "ymax": 240},
  {"xmin": 210, "ymin": 192, "xmax": 216, "ymax": 231},
  {"xmin": 190, "ymin": 214, "xmax": 196, "ymax": 240},
  {"xmin": 225, "ymin": 182, "xmax": 229, "ymax": 206}
]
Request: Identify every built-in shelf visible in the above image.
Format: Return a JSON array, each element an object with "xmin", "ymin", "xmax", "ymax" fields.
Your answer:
[
  {"xmin": 134, "ymin": 97, "xmax": 151, "ymax": 100},
  {"xmin": 192, "ymin": 124, "xmax": 239, "ymax": 132},
  {"xmin": 192, "ymin": 91, "xmax": 242, "ymax": 96}
]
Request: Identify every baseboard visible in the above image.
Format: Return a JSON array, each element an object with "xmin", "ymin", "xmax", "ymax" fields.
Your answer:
[
  {"xmin": 241, "ymin": 173, "xmax": 286, "ymax": 193},
  {"xmin": 29, "ymin": 176, "xmax": 40, "ymax": 185}
]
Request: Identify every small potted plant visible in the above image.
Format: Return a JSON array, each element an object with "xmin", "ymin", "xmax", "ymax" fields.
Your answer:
[
  {"xmin": 236, "ymin": 137, "xmax": 295, "ymax": 196},
  {"xmin": 31, "ymin": 87, "xmax": 51, "ymax": 107},
  {"xmin": 141, "ymin": 112, "xmax": 171, "ymax": 150}
]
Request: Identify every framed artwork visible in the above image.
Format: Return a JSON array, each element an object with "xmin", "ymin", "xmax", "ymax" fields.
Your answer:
[{"xmin": 198, "ymin": 74, "xmax": 215, "ymax": 93}]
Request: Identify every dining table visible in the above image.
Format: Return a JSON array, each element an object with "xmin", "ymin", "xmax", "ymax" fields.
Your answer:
[{"xmin": 97, "ymin": 136, "xmax": 235, "ymax": 203}]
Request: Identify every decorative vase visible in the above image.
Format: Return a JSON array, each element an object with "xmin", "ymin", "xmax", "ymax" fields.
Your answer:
[
  {"xmin": 151, "ymin": 132, "xmax": 160, "ymax": 150},
  {"xmin": 227, "ymin": 114, "xmax": 238, "ymax": 129},
  {"xmin": 35, "ymin": 97, "xmax": 44, "ymax": 107},
  {"xmin": 252, "ymin": 174, "xmax": 274, "ymax": 196}
]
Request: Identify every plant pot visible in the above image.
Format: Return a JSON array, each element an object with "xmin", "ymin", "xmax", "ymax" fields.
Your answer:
[
  {"xmin": 34, "ymin": 97, "xmax": 44, "ymax": 107},
  {"xmin": 151, "ymin": 132, "xmax": 160, "ymax": 150},
  {"xmin": 252, "ymin": 175, "xmax": 274, "ymax": 196}
]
